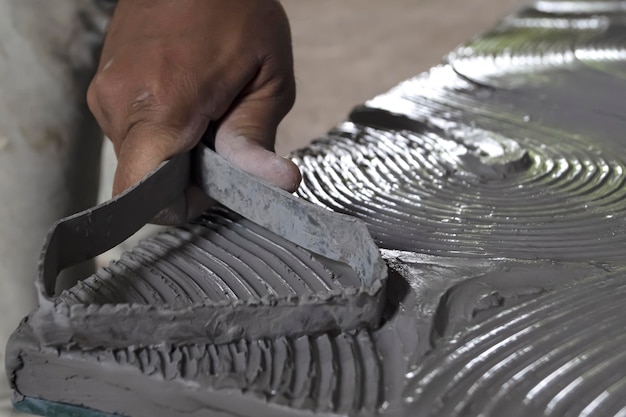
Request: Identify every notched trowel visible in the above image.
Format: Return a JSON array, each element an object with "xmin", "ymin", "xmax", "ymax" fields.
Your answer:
[{"xmin": 27, "ymin": 131, "xmax": 387, "ymax": 349}]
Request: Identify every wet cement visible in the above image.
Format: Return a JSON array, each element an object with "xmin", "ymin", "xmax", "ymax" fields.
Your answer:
[
  {"xmin": 7, "ymin": 0, "xmax": 626, "ymax": 416},
  {"xmin": 30, "ymin": 207, "xmax": 385, "ymax": 348}
]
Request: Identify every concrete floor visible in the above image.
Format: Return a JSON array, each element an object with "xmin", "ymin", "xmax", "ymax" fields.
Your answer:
[{"xmin": 1, "ymin": 1, "xmax": 520, "ymax": 415}]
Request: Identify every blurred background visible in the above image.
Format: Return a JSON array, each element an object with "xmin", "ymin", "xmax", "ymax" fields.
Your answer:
[{"xmin": 276, "ymin": 0, "xmax": 520, "ymax": 154}]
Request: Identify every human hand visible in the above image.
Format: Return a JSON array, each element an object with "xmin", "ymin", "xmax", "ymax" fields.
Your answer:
[{"xmin": 87, "ymin": 0, "xmax": 301, "ymax": 224}]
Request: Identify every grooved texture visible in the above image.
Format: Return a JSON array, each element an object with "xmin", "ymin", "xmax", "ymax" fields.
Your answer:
[
  {"xmin": 59, "ymin": 208, "xmax": 360, "ymax": 306},
  {"xmin": 293, "ymin": 2, "xmax": 626, "ymax": 262},
  {"xmin": 290, "ymin": 1, "xmax": 626, "ymax": 415},
  {"xmin": 405, "ymin": 271, "xmax": 626, "ymax": 417},
  {"xmin": 293, "ymin": 117, "xmax": 626, "ymax": 260},
  {"xmin": 7, "ymin": 1, "xmax": 626, "ymax": 417},
  {"xmin": 100, "ymin": 331, "xmax": 381, "ymax": 414}
]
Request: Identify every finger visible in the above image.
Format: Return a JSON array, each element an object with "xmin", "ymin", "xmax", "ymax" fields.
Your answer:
[
  {"xmin": 215, "ymin": 79, "xmax": 301, "ymax": 193},
  {"xmin": 113, "ymin": 123, "xmax": 183, "ymax": 195},
  {"xmin": 216, "ymin": 135, "xmax": 301, "ymax": 193},
  {"xmin": 114, "ymin": 122, "xmax": 212, "ymax": 224}
]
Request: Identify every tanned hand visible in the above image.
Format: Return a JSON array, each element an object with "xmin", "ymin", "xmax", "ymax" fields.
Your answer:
[{"xmin": 87, "ymin": 0, "xmax": 301, "ymax": 223}]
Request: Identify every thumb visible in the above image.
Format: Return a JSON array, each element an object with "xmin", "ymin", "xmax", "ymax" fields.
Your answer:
[
  {"xmin": 113, "ymin": 123, "xmax": 212, "ymax": 224},
  {"xmin": 214, "ymin": 88, "xmax": 301, "ymax": 193}
]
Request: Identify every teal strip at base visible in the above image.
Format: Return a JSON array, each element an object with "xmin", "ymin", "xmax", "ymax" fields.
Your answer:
[{"xmin": 13, "ymin": 397, "xmax": 122, "ymax": 417}]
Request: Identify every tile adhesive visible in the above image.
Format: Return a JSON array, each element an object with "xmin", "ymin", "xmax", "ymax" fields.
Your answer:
[{"xmin": 6, "ymin": 1, "xmax": 626, "ymax": 416}]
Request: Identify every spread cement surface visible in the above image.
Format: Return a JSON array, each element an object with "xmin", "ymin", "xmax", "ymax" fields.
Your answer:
[
  {"xmin": 29, "ymin": 207, "xmax": 384, "ymax": 349},
  {"xmin": 60, "ymin": 208, "xmax": 362, "ymax": 305},
  {"xmin": 7, "ymin": 1, "xmax": 626, "ymax": 416}
]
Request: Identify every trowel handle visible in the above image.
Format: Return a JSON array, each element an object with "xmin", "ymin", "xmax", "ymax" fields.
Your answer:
[{"xmin": 38, "ymin": 153, "xmax": 190, "ymax": 297}]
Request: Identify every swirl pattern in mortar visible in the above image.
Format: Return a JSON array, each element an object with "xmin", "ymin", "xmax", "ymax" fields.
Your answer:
[
  {"xmin": 59, "ymin": 208, "xmax": 361, "ymax": 306},
  {"xmin": 403, "ymin": 269, "xmax": 626, "ymax": 417},
  {"xmin": 7, "ymin": 1, "xmax": 626, "ymax": 417},
  {"xmin": 293, "ymin": 113, "xmax": 626, "ymax": 261},
  {"xmin": 292, "ymin": 2, "xmax": 626, "ymax": 261}
]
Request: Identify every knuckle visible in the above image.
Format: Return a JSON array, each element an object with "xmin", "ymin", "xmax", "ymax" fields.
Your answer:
[
  {"xmin": 90, "ymin": 63, "xmax": 170, "ymax": 115},
  {"xmin": 86, "ymin": 80, "xmax": 99, "ymax": 114},
  {"xmin": 272, "ymin": 72, "xmax": 296, "ymax": 112},
  {"xmin": 261, "ymin": 55, "xmax": 296, "ymax": 110},
  {"xmin": 128, "ymin": 87, "xmax": 162, "ymax": 116},
  {"xmin": 87, "ymin": 70, "xmax": 128, "ymax": 114},
  {"xmin": 283, "ymin": 76, "xmax": 297, "ymax": 109}
]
